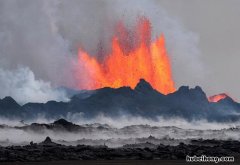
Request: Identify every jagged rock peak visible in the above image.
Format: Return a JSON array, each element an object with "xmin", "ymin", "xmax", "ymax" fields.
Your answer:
[
  {"xmin": 174, "ymin": 85, "xmax": 207, "ymax": 101},
  {"xmin": 1, "ymin": 96, "xmax": 18, "ymax": 104},
  {"xmin": 0, "ymin": 96, "xmax": 20, "ymax": 109},
  {"xmin": 177, "ymin": 86, "xmax": 205, "ymax": 95},
  {"xmin": 218, "ymin": 95, "xmax": 235, "ymax": 104},
  {"xmin": 43, "ymin": 136, "xmax": 52, "ymax": 144},
  {"xmin": 191, "ymin": 86, "xmax": 207, "ymax": 97},
  {"xmin": 192, "ymin": 86, "xmax": 205, "ymax": 93},
  {"xmin": 53, "ymin": 118, "xmax": 73, "ymax": 126},
  {"xmin": 177, "ymin": 86, "xmax": 190, "ymax": 93},
  {"xmin": 134, "ymin": 79, "xmax": 153, "ymax": 92}
]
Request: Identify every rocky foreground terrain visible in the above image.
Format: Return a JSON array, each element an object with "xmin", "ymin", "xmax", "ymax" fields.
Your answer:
[
  {"xmin": 2, "ymin": 119, "xmax": 240, "ymax": 147},
  {"xmin": 0, "ymin": 137, "xmax": 240, "ymax": 162},
  {"xmin": 1, "ymin": 118, "xmax": 240, "ymax": 163}
]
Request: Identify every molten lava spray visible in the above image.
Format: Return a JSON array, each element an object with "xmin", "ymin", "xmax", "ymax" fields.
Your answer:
[
  {"xmin": 208, "ymin": 93, "xmax": 228, "ymax": 102},
  {"xmin": 77, "ymin": 17, "xmax": 175, "ymax": 95}
]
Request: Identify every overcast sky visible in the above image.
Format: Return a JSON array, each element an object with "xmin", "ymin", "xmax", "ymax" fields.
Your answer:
[
  {"xmin": 157, "ymin": 0, "xmax": 240, "ymax": 100},
  {"xmin": 0, "ymin": 0, "xmax": 239, "ymax": 102}
]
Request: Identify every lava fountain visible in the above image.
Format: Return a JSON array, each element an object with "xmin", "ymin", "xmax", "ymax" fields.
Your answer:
[
  {"xmin": 208, "ymin": 93, "xmax": 229, "ymax": 103},
  {"xmin": 76, "ymin": 17, "xmax": 175, "ymax": 95}
]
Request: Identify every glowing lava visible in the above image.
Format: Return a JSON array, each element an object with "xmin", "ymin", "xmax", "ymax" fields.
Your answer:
[
  {"xmin": 76, "ymin": 17, "xmax": 175, "ymax": 95},
  {"xmin": 208, "ymin": 93, "xmax": 228, "ymax": 102}
]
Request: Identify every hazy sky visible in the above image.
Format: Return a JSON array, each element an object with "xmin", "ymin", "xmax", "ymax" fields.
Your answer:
[
  {"xmin": 0, "ymin": 0, "xmax": 239, "ymax": 102},
  {"xmin": 157, "ymin": 0, "xmax": 240, "ymax": 100}
]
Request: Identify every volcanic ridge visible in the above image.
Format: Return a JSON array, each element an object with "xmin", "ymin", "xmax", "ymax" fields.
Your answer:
[{"xmin": 0, "ymin": 79, "xmax": 239, "ymax": 122}]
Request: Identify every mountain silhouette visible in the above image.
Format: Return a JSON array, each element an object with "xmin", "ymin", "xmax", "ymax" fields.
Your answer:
[{"xmin": 0, "ymin": 79, "xmax": 240, "ymax": 122}]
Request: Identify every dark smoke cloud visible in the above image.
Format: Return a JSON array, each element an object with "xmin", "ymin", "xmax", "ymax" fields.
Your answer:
[{"xmin": 0, "ymin": 0, "xmax": 204, "ymax": 103}]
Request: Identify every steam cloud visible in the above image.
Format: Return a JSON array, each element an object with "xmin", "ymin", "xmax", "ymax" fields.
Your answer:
[
  {"xmin": 0, "ymin": 67, "xmax": 69, "ymax": 104},
  {"xmin": 0, "ymin": 115, "xmax": 239, "ymax": 147},
  {"xmin": 0, "ymin": 0, "xmax": 204, "ymax": 104}
]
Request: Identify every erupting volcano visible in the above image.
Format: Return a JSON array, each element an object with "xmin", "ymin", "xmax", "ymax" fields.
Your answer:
[{"xmin": 76, "ymin": 17, "xmax": 175, "ymax": 95}]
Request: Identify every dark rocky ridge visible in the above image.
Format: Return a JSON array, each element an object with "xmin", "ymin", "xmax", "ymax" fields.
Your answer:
[
  {"xmin": 0, "ymin": 79, "xmax": 240, "ymax": 122},
  {"xmin": 0, "ymin": 137, "xmax": 239, "ymax": 162}
]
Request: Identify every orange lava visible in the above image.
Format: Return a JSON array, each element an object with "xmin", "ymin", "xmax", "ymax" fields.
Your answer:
[
  {"xmin": 76, "ymin": 17, "xmax": 175, "ymax": 95},
  {"xmin": 208, "ymin": 93, "xmax": 228, "ymax": 102}
]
